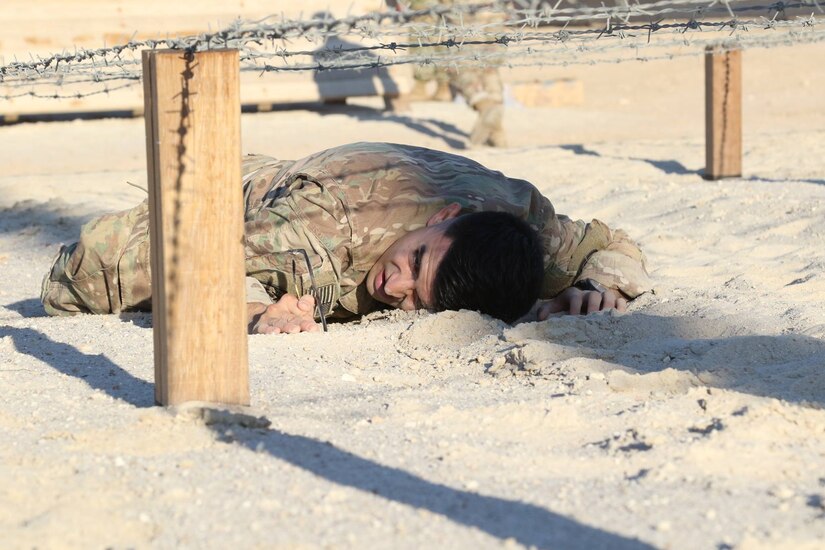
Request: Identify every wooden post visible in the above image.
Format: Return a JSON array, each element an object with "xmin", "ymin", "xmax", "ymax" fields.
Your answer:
[
  {"xmin": 142, "ymin": 49, "xmax": 249, "ymax": 406},
  {"xmin": 704, "ymin": 46, "xmax": 742, "ymax": 179}
]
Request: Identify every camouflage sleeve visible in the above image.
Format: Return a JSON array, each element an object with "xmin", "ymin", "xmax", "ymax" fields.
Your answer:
[
  {"xmin": 534, "ymin": 209, "xmax": 651, "ymax": 300},
  {"xmin": 554, "ymin": 216, "xmax": 653, "ymax": 299},
  {"xmin": 575, "ymin": 225, "xmax": 652, "ymax": 299},
  {"xmin": 246, "ymin": 277, "xmax": 273, "ymax": 304}
]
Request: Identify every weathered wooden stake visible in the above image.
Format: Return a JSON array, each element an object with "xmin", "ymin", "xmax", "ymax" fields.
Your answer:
[
  {"xmin": 704, "ymin": 46, "xmax": 742, "ymax": 179},
  {"xmin": 142, "ymin": 49, "xmax": 249, "ymax": 406}
]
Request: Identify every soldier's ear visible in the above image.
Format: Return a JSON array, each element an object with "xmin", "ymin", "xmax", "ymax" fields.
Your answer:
[{"xmin": 426, "ymin": 202, "xmax": 461, "ymax": 226}]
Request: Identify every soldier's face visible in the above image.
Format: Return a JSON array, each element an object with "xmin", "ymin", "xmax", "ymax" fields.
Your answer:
[
  {"xmin": 365, "ymin": 222, "xmax": 454, "ymax": 312},
  {"xmin": 365, "ymin": 203, "xmax": 462, "ymax": 311}
]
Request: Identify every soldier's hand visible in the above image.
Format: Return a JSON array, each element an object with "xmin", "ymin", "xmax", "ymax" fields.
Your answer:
[
  {"xmin": 248, "ymin": 294, "xmax": 320, "ymax": 335},
  {"xmin": 535, "ymin": 287, "xmax": 627, "ymax": 320}
]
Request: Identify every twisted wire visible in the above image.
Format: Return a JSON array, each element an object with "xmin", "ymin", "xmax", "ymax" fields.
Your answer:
[{"xmin": 1, "ymin": 0, "xmax": 822, "ymax": 101}]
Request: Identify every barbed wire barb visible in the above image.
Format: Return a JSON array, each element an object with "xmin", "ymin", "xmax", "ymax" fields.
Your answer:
[{"xmin": 1, "ymin": 0, "xmax": 823, "ymax": 102}]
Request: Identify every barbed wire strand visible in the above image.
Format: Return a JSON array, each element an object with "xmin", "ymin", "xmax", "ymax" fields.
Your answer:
[{"xmin": 1, "ymin": 0, "xmax": 822, "ymax": 101}]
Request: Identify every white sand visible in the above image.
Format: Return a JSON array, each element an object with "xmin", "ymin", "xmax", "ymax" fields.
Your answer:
[{"xmin": 1, "ymin": 43, "xmax": 824, "ymax": 549}]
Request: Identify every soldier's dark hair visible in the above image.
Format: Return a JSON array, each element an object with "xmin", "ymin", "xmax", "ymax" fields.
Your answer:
[{"xmin": 431, "ymin": 211, "xmax": 544, "ymax": 324}]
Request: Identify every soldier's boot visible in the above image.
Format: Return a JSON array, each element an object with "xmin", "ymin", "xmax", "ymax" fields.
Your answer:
[
  {"xmin": 469, "ymin": 100, "xmax": 506, "ymax": 147},
  {"xmin": 404, "ymin": 80, "xmax": 431, "ymax": 102},
  {"xmin": 488, "ymin": 127, "xmax": 509, "ymax": 148},
  {"xmin": 432, "ymin": 80, "xmax": 453, "ymax": 102},
  {"xmin": 41, "ymin": 243, "xmax": 88, "ymax": 315}
]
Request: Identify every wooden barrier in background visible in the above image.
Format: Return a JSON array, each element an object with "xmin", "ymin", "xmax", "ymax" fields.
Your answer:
[
  {"xmin": 142, "ymin": 49, "xmax": 249, "ymax": 406},
  {"xmin": 704, "ymin": 46, "xmax": 742, "ymax": 179}
]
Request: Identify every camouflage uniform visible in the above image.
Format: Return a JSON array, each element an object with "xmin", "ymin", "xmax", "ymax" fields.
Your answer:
[{"xmin": 42, "ymin": 142, "xmax": 651, "ymax": 319}]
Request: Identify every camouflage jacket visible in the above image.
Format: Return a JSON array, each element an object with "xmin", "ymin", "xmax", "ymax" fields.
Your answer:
[{"xmin": 240, "ymin": 142, "xmax": 651, "ymax": 319}]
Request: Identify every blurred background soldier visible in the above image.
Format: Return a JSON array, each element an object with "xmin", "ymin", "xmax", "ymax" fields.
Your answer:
[
  {"xmin": 404, "ymin": 0, "xmax": 453, "ymax": 102},
  {"xmin": 388, "ymin": 0, "xmax": 507, "ymax": 147},
  {"xmin": 448, "ymin": 64, "xmax": 506, "ymax": 148}
]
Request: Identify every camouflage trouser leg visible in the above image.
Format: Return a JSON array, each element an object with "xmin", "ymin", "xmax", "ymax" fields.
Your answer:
[
  {"xmin": 413, "ymin": 50, "xmax": 451, "ymax": 84},
  {"xmin": 448, "ymin": 66, "xmax": 503, "ymax": 107},
  {"xmin": 448, "ymin": 66, "xmax": 507, "ymax": 147},
  {"xmin": 41, "ymin": 201, "xmax": 152, "ymax": 315}
]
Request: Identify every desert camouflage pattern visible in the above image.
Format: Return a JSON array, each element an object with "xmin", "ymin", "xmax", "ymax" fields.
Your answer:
[
  {"xmin": 448, "ymin": 66, "xmax": 503, "ymax": 108},
  {"xmin": 41, "ymin": 201, "xmax": 152, "ymax": 316},
  {"xmin": 42, "ymin": 142, "xmax": 652, "ymax": 319}
]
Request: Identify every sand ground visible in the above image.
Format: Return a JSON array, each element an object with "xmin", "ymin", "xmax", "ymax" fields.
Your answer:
[{"xmin": 1, "ymin": 41, "xmax": 824, "ymax": 549}]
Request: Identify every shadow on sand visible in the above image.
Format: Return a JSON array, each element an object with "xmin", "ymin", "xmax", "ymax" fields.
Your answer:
[
  {"xmin": 250, "ymin": 101, "xmax": 469, "ymax": 150},
  {"xmin": 0, "ymin": 325, "xmax": 154, "ymax": 407},
  {"xmin": 0, "ymin": 322, "xmax": 653, "ymax": 549},
  {"xmin": 0, "ymin": 199, "xmax": 96, "ymax": 240},
  {"xmin": 559, "ymin": 144, "xmax": 700, "ymax": 176},
  {"xmin": 6, "ymin": 309, "xmax": 824, "ymax": 545},
  {"xmin": 214, "ymin": 424, "xmax": 654, "ymax": 549},
  {"xmin": 509, "ymin": 311, "xmax": 825, "ymax": 408}
]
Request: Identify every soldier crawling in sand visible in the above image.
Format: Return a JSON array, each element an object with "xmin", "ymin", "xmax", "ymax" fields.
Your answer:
[{"xmin": 41, "ymin": 142, "xmax": 652, "ymax": 334}]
